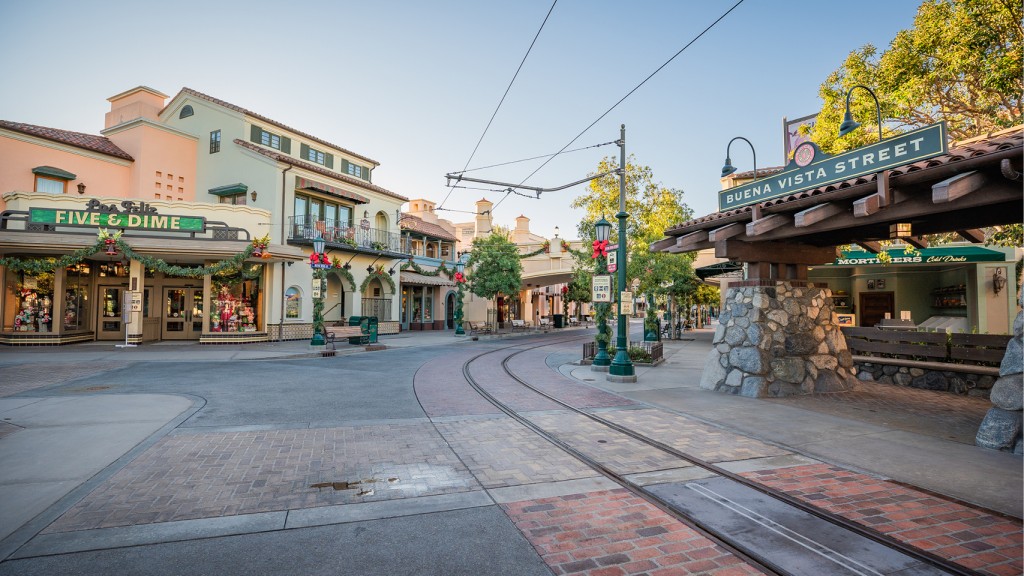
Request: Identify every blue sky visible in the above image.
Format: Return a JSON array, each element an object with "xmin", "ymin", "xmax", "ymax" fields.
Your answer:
[{"xmin": 0, "ymin": 0, "xmax": 922, "ymax": 239}]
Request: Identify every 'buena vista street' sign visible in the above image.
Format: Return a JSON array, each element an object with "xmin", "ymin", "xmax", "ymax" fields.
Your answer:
[
  {"xmin": 718, "ymin": 122, "xmax": 947, "ymax": 211},
  {"xmin": 29, "ymin": 199, "xmax": 206, "ymax": 233}
]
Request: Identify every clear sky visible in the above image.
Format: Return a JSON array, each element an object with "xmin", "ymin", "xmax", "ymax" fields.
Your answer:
[{"xmin": 0, "ymin": 0, "xmax": 922, "ymax": 239}]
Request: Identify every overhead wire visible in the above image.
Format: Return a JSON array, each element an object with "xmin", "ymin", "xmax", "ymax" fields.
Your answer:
[
  {"xmin": 437, "ymin": 0, "xmax": 558, "ymax": 211},
  {"xmin": 449, "ymin": 140, "xmax": 616, "ymax": 175},
  {"xmin": 490, "ymin": 0, "xmax": 746, "ymax": 213}
]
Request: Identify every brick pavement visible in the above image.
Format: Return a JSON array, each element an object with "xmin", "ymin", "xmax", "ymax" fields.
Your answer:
[
  {"xmin": 0, "ymin": 362, "xmax": 130, "ymax": 398},
  {"xmin": 467, "ymin": 352, "xmax": 567, "ymax": 412},
  {"xmin": 742, "ymin": 463, "xmax": 1023, "ymax": 576},
  {"xmin": 503, "ymin": 488, "xmax": 762, "ymax": 576},
  {"xmin": 433, "ymin": 415, "xmax": 599, "ymax": 488},
  {"xmin": 764, "ymin": 380, "xmax": 992, "ymax": 444},
  {"xmin": 505, "ymin": 349, "xmax": 642, "ymax": 410},
  {"xmin": 45, "ymin": 423, "xmax": 480, "ymax": 533},
  {"xmin": 413, "ymin": 347, "xmax": 503, "ymax": 417}
]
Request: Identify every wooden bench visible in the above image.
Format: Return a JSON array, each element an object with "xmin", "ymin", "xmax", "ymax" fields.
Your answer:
[
  {"xmin": 511, "ymin": 319, "xmax": 531, "ymax": 331},
  {"xmin": 841, "ymin": 327, "xmax": 1009, "ymax": 376},
  {"xmin": 465, "ymin": 321, "xmax": 490, "ymax": 335},
  {"xmin": 324, "ymin": 325, "xmax": 367, "ymax": 348}
]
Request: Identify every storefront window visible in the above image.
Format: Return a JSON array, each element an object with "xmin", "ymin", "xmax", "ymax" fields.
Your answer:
[
  {"xmin": 8, "ymin": 271, "xmax": 54, "ymax": 332},
  {"xmin": 401, "ymin": 288, "xmax": 408, "ymax": 323},
  {"xmin": 285, "ymin": 286, "xmax": 302, "ymax": 319},
  {"xmin": 424, "ymin": 287, "xmax": 433, "ymax": 322},
  {"xmin": 211, "ymin": 280, "xmax": 259, "ymax": 332},
  {"xmin": 412, "ymin": 286, "xmax": 422, "ymax": 322},
  {"xmin": 64, "ymin": 264, "xmax": 91, "ymax": 331},
  {"xmin": 97, "ymin": 263, "xmax": 129, "ymax": 277}
]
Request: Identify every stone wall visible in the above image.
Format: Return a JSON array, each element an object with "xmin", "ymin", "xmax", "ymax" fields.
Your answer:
[
  {"xmin": 975, "ymin": 292, "xmax": 1023, "ymax": 454},
  {"xmin": 853, "ymin": 362, "xmax": 996, "ymax": 397},
  {"xmin": 700, "ymin": 283, "xmax": 857, "ymax": 397}
]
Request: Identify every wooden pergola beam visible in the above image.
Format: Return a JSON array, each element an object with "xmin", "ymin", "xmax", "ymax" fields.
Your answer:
[
  {"xmin": 956, "ymin": 229, "xmax": 986, "ymax": 243},
  {"xmin": 715, "ymin": 239, "xmax": 838, "ymax": 265},
  {"xmin": 708, "ymin": 222, "xmax": 745, "ymax": 242},
  {"xmin": 904, "ymin": 236, "xmax": 929, "ymax": 249},
  {"xmin": 794, "ymin": 202, "xmax": 845, "ymax": 227},
  {"xmin": 933, "ymin": 170, "xmax": 985, "ymax": 203},
  {"xmin": 746, "ymin": 214, "xmax": 790, "ymax": 236},
  {"xmin": 856, "ymin": 241, "xmax": 883, "ymax": 254},
  {"xmin": 853, "ymin": 192, "xmax": 882, "ymax": 217}
]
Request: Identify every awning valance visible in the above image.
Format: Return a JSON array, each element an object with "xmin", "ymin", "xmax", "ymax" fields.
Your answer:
[
  {"xmin": 296, "ymin": 177, "xmax": 369, "ymax": 204},
  {"xmin": 400, "ymin": 271, "xmax": 455, "ymax": 287},
  {"xmin": 32, "ymin": 166, "xmax": 76, "ymax": 180}
]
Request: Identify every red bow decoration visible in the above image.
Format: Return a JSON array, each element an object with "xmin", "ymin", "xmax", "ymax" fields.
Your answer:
[
  {"xmin": 309, "ymin": 252, "xmax": 324, "ymax": 264},
  {"xmin": 454, "ymin": 271, "xmax": 466, "ymax": 284},
  {"xmin": 592, "ymin": 239, "xmax": 608, "ymax": 259},
  {"xmin": 561, "ymin": 285, "xmax": 568, "ymax": 294}
]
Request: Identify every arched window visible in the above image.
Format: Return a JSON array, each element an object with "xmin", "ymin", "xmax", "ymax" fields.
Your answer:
[
  {"xmin": 284, "ymin": 286, "xmax": 302, "ymax": 319},
  {"xmin": 179, "ymin": 105, "xmax": 194, "ymax": 119}
]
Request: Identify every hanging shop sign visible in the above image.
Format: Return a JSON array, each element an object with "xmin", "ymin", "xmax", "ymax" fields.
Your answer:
[
  {"xmin": 607, "ymin": 249, "xmax": 617, "ymax": 273},
  {"xmin": 719, "ymin": 122, "xmax": 947, "ymax": 211},
  {"xmin": 28, "ymin": 199, "xmax": 205, "ymax": 233},
  {"xmin": 829, "ymin": 246, "xmax": 1007, "ymax": 266},
  {"xmin": 592, "ymin": 274, "xmax": 612, "ymax": 302}
]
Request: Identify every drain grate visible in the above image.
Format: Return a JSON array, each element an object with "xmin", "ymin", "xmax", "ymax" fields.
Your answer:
[{"xmin": 310, "ymin": 477, "xmax": 399, "ymax": 493}]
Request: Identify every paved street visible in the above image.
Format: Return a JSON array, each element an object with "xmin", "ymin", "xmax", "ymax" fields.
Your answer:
[{"xmin": 0, "ymin": 324, "xmax": 1020, "ymax": 575}]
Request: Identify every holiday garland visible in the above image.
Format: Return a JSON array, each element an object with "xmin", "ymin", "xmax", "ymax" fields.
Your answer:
[
  {"xmin": 400, "ymin": 259, "xmax": 454, "ymax": 279},
  {"xmin": 519, "ymin": 246, "xmax": 547, "ymax": 258},
  {"xmin": 359, "ymin": 269, "xmax": 396, "ymax": 294},
  {"xmin": 327, "ymin": 257, "xmax": 357, "ymax": 291}
]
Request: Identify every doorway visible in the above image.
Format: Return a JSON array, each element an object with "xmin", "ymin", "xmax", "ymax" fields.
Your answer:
[
  {"xmin": 97, "ymin": 285, "xmax": 127, "ymax": 340},
  {"xmin": 446, "ymin": 292, "xmax": 455, "ymax": 329},
  {"xmin": 163, "ymin": 287, "xmax": 203, "ymax": 339},
  {"xmin": 859, "ymin": 292, "xmax": 894, "ymax": 327}
]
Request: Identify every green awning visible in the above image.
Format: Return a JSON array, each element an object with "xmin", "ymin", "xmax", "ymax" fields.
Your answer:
[
  {"xmin": 32, "ymin": 166, "xmax": 76, "ymax": 180},
  {"xmin": 208, "ymin": 183, "xmax": 248, "ymax": 197},
  {"xmin": 832, "ymin": 246, "xmax": 1009, "ymax": 266}
]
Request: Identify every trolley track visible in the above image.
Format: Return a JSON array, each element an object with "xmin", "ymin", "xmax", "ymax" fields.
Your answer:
[{"xmin": 458, "ymin": 331, "xmax": 983, "ymax": 576}]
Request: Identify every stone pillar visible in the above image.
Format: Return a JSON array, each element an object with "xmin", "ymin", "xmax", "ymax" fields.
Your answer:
[
  {"xmin": 700, "ymin": 281, "xmax": 856, "ymax": 397},
  {"xmin": 975, "ymin": 289, "xmax": 1023, "ymax": 453}
]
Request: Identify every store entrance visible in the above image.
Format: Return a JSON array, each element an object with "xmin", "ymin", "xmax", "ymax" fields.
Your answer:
[
  {"xmin": 163, "ymin": 288, "xmax": 203, "ymax": 340},
  {"xmin": 859, "ymin": 292, "xmax": 894, "ymax": 327},
  {"xmin": 96, "ymin": 285, "xmax": 127, "ymax": 340}
]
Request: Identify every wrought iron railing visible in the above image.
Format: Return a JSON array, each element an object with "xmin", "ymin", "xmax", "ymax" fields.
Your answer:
[
  {"xmin": 288, "ymin": 216, "xmax": 404, "ymax": 253},
  {"xmin": 583, "ymin": 340, "xmax": 663, "ymax": 364},
  {"xmin": 361, "ymin": 298, "xmax": 392, "ymax": 321}
]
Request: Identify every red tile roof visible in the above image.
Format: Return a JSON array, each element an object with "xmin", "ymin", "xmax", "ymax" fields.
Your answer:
[
  {"xmin": 400, "ymin": 214, "xmax": 457, "ymax": 242},
  {"xmin": 170, "ymin": 88, "xmax": 379, "ymax": 167},
  {"xmin": 666, "ymin": 126, "xmax": 1024, "ymax": 236},
  {"xmin": 0, "ymin": 120, "xmax": 133, "ymax": 161},
  {"xmin": 234, "ymin": 139, "xmax": 408, "ymax": 202}
]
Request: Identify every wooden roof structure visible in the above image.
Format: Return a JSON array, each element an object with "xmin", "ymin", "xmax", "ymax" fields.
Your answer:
[{"xmin": 653, "ymin": 127, "xmax": 1023, "ymax": 279}]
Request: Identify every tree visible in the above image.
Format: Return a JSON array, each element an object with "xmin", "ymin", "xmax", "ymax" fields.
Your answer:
[
  {"xmin": 466, "ymin": 229, "xmax": 522, "ymax": 310},
  {"xmin": 808, "ymin": 0, "xmax": 1023, "ymax": 154}
]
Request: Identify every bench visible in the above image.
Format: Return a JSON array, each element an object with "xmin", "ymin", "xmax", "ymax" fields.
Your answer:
[
  {"xmin": 539, "ymin": 318, "xmax": 550, "ymax": 327},
  {"xmin": 511, "ymin": 319, "xmax": 531, "ymax": 331},
  {"xmin": 324, "ymin": 325, "xmax": 367, "ymax": 348},
  {"xmin": 841, "ymin": 327, "xmax": 1009, "ymax": 377},
  {"xmin": 465, "ymin": 321, "xmax": 490, "ymax": 335}
]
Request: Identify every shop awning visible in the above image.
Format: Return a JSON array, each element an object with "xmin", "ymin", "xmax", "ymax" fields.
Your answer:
[
  {"xmin": 208, "ymin": 183, "xmax": 248, "ymax": 197},
  {"xmin": 32, "ymin": 166, "xmax": 77, "ymax": 180},
  {"xmin": 296, "ymin": 177, "xmax": 369, "ymax": 204},
  {"xmin": 400, "ymin": 271, "xmax": 455, "ymax": 287},
  {"xmin": 696, "ymin": 261, "xmax": 743, "ymax": 279},
  {"xmin": 830, "ymin": 245, "xmax": 1010, "ymax": 266}
]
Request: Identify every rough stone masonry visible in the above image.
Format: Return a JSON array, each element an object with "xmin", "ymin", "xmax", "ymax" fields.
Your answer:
[
  {"xmin": 975, "ymin": 289, "xmax": 1023, "ymax": 454},
  {"xmin": 700, "ymin": 283, "xmax": 856, "ymax": 398}
]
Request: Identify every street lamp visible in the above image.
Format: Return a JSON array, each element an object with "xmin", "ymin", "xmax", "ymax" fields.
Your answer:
[
  {"xmin": 554, "ymin": 226, "xmax": 560, "ymax": 239},
  {"xmin": 454, "ymin": 252, "xmax": 467, "ymax": 336},
  {"xmin": 838, "ymin": 84, "xmax": 883, "ymax": 142},
  {"xmin": 309, "ymin": 235, "xmax": 327, "ymax": 346},
  {"xmin": 592, "ymin": 216, "xmax": 612, "ymax": 368},
  {"xmin": 609, "ymin": 124, "xmax": 636, "ymax": 382},
  {"xmin": 721, "ymin": 136, "xmax": 757, "ymax": 179}
]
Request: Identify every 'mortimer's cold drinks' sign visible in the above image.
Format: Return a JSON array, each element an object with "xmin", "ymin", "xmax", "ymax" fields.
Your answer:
[
  {"xmin": 718, "ymin": 122, "xmax": 947, "ymax": 211},
  {"xmin": 28, "ymin": 199, "xmax": 206, "ymax": 233}
]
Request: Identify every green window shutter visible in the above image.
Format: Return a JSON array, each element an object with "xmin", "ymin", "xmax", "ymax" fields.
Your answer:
[
  {"xmin": 365, "ymin": 168, "xmax": 371, "ymax": 182},
  {"xmin": 325, "ymin": 153, "xmax": 334, "ymax": 169},
  {"xmin": 250, "ymin": 125, "xmax": 262, "ymax": 143},
  {"xmin": 281, "ymin": 136, "xmax": 291, "ymax": 154},
  {"xmin": 341, "ymin": 159, "xmax": 350, "ymax": 174},
  {"xmin": 300, "ymin": 143, "xmax": 310, "ymax": 160}
]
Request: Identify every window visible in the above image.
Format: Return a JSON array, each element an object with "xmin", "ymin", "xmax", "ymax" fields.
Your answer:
[
  {"xmin": 210, "ymin": 130, "xmax": 221, "ymax": 153},
  {"xmin": 261, "ymin": 131, "xmax": 280, "ymax": 149},
  {"xmin": 250, "ymin": 125, "xmax": 291, "ymax": 153},
  {"xmin": 219, "ymin": 194, "xmax": 247, "ymax": 205},
  {"xmin": 341, "ymin": 159, "xmax": 370, "ymax": 181},
  {"xmin": 294, "ymin": 193, "xmax": 353, "ymax": 229},
  {"xmin": 34, "ymin": 176, "xmax": 65, "ymax": 194},
  {"xmin": 179, "ymin": 105, "xmax": 194, "ymax": 119},
  {"xmin": 347, "ymin": 163, "xmax": 362, "ymax": 178},
  {"xmin": 285, "ymin": 287, "xmax": 302, "ymax": 319}
]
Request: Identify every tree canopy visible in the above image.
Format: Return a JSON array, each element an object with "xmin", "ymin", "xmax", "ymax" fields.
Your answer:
[
  {"xmin": 466, "ymin": 229, "xmax": 522, "ymax": 301},
  {"xmin": 809, "ymin": 0, "xmax": 1023, "ymax": 154}
]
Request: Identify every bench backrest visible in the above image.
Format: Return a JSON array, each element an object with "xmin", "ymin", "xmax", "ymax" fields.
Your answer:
[
  {"xmin": 512, "ymin": 319, "xmax": 525, "ymax": 327},
  {"xmin": 949, "ymin": 333, "xmax": 1013, "ymax": 365},
  {"xmin": 841, "ymin": 327, "xmax": 1011, "ymax": 366}
]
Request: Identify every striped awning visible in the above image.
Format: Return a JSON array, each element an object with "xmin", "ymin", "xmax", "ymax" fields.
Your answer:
[
  {"xmin": 296, "ymin": 177, "xmax": 369, "ymax": 204},
  {"xmin": 400, "ymin": 271, "xmax": 455, "ymax": 287}
]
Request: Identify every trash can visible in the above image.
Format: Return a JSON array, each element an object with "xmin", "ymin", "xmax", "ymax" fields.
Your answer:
[
  {"xmin": 553, "ymin": 314, "xmax": 565, "ymax": 328},
  {"xmin": 365, "ymin": 316, "xmax": 379, "ymax": 344},
  {"xmin": 348, "ymin": 316, "xmax": 368, "ymax": 344}
]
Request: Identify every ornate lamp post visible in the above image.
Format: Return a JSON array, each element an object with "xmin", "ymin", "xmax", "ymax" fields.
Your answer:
[
  {"xmin": 609, "ymin": 125, "xmax": 636, "ymax": 382},
  {"xmin": 838, "ymin": 84, "xmax": 883, "ymax": 142},
  {"xmin": 721, "ymin": 136, "xmax": 757, "ymax": 179},
  {"xmin": 454, "ymin": 253, "xmax": 467, "ymax": 336},
  {"xmin": 309, "ymin": 235, "xmax": 328, "ymax": 346},
  {"xmin": 592, "ymin": 216, "xmax": 612, "ymax": 368}
]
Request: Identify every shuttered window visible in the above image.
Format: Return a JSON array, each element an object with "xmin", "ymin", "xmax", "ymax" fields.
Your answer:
[
  {"xmin": 299, "ymin": 143, "xmax": 333, "ymax": 168},
  {"xmin": 249, "ymin": 125, "xmax": 291, "ymax": 153}
]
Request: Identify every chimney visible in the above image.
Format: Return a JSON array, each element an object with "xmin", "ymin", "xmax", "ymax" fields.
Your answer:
[
  {"xmin": 105, "ymin": 86, "xmax": 168, "ymax": 129},
  {"xmin": 475, "ymin": 198, "xmax": 493, "ymax": 235}
]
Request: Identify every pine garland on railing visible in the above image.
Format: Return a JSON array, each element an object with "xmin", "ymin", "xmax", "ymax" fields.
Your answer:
[
  {"xmin": 400, "ymin": 259, "xmax": 454, "ymax": 279},
  {"xmin": 519, "ymin": 246, "xmax": 547, "ymax": 259}
]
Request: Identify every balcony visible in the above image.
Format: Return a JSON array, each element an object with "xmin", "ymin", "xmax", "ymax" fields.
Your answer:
[{"xmin": 288, "ymin": 216, "xmax": 405, "ymax": 254}]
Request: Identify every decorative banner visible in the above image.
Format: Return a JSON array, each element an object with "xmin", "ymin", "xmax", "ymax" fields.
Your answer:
[
  {"xmin": 30, "ymin": 208, "xmax": 205, "ymax": 232},
  {"xmin": 719, "ymin": 122, "xmax": 947, "ymax": 211},
  {"xmin": 592, "ymin": 275, "xmax": 612, "ymax": 302}
]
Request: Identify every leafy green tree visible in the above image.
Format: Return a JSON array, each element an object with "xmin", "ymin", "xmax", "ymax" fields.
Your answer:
[
  {"xmin": 808, "ymin": 0, "xmax": 1022, "ymax": 154},
  {"xmin": 466, "ymin": 229, "xmax": 522, "ymax": 305}
]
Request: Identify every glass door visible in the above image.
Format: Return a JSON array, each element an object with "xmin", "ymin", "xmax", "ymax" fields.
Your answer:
[
  {"xmin": 164, "ymin": 288, "xmax": 203, "ymax": 339},
  {"xmin": 97, "ymin": 286, "xmax": 126, "ymax": 340}
]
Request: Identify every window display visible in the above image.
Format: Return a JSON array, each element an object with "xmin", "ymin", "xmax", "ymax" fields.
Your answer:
[
  {"xmin": 211, "ymin": 280, "xmax": 259, "ymax": 332},
  {"xmin": 64, "ymin": 264, "xmax": 91, "ymax": 331},
  {"xmin": 7, "ymin": 271, "xmax": 54, "ymax": 332}
]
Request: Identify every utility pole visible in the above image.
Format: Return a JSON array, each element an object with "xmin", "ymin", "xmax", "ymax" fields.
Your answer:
[{"xmin": 609, "ymin": 124, "xmax": 636, "ymax": 382}]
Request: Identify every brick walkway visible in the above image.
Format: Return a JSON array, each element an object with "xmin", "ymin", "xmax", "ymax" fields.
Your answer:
[
  {"xmin": 0, "ymin": 362, "xmax": 130, "ymax": 398},
  {"xmin": 742, "ymin": 463, "xmax": 1023, "ymax": 576},
  {"xmin": 503, "ymin": 488, "xmax": 762, "ymax": 576},
  {"xmin": 414, "ymin": 347, "xmax": 503, "ymax": 417},
  {"xmin": 45, "ymin": 423, "xmax": 479, "ymax": 533},
  {"xmin": 505, "ymin": 349, "xmax": 641, "ymax": 410}
]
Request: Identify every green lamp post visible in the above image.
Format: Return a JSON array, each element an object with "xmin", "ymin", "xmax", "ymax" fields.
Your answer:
[
  {"xmin": 592, "ymin": 216, "xmax": 612, "ymax": 368},
  {"xmin": 309, "ymin": 235, "xmax": 326, "ymax": 346},
  {"xmin": 454, "ymin": 253, "xmax": 466, "ymax": 336},
  {"xmin": 608, "ymin": 124, "xmax": 636, "ymax": 382},
  {"xmin": 839, "ymin": 84, "xmax": 883, "ymax": 142}
]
